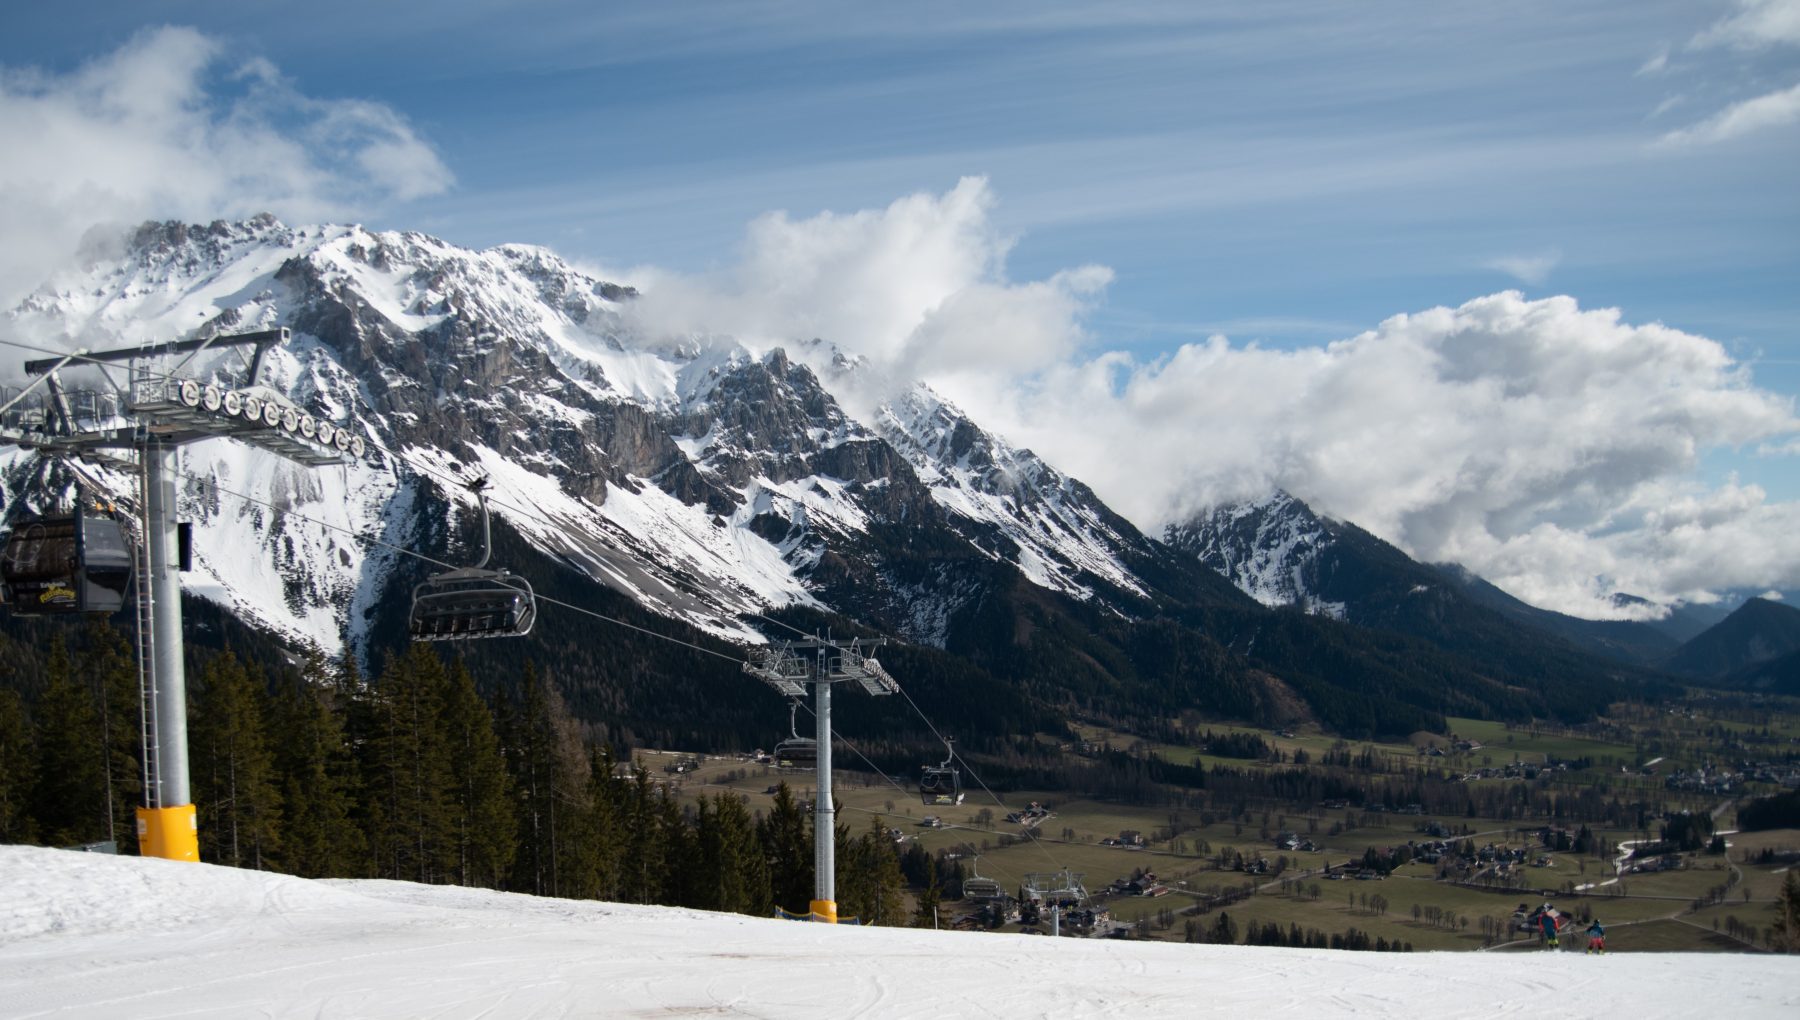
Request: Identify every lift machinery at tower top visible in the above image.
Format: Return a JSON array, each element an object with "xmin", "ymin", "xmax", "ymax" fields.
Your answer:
[
  {"xmin": 0, "ymin": 328, "xmax": 363, "ymax": 862},
  {"xmin": 743, "ymin": 634, "xmax": 899, "ymax": 923}
]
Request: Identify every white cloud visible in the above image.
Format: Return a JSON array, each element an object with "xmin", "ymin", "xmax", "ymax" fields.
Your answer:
[
  {"xmin": 1657, "ymin": 81, "xmax": 1800, "ymax": 146},
  {"xmin": 616, "ymin": 176, "xmax": 1111, "ymax": 383},
  {"xmin": 1636, "ymin": 49, "xmax": 1670, "ymax": 76},
  {"xmin": 1691, "ymin": 0, "xmax": 1800, "ymax": 50},
  {"xmin": 1647, "ymin": 94, "xmax": 1685, "ymax": 119},
  {"xmin": 0, "ymin": 26, "xmax": 452, "ymax": 310},
  {"xmin": 967, "ymin": 293, "xmax": 1800, "ymax": 617},
  {"xmin": 1658, "ymin": 1, "xmax": 1800, "ymax": 146},
  {"xmin": 618, "ymin": 182, "xmax": 1800, "ymax": 618},
  {"xmin": 1484, "ymin": 250, "xmax": 1561, "ymax": 286}
]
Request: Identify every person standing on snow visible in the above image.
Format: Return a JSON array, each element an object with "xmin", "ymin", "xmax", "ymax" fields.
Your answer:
[
  {"xmin": 1585, "ymin": 919, "xmax": 1606, "ymax": 954},
  {"xmin": 1539, "ymin": 906, "xmax": 1560, "ymax": 948}
]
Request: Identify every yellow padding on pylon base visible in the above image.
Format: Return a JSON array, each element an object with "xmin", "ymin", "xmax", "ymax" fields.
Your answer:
[
  {"xmin": 136, "ymin": 805, "xmax": 199, "ymax": 861},
  {"xmin": 809, "ymin": 899, "xmax": 839, "ymax": 924}
]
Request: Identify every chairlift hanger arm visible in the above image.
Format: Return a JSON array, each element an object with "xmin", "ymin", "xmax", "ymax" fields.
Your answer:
[{"xmin": 23, "ymin": 328, "xmax": 289, "ymax": 375}]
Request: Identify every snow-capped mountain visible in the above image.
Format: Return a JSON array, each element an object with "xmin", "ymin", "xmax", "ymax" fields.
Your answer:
[
  {"xmin": 1165, "ymin": 489, "xmax": 1696, "ymax": 681},
  {"xmin": 1164, "ymin": 490, "xmax": 1348, "ymax": 618},
  {"xmin": 3, "ymin": 217, "xmax": 1677, "ymax": 743},
  {"xmin": 0, "ymin": 216, "xmax": 1215, "ymax": 659}
]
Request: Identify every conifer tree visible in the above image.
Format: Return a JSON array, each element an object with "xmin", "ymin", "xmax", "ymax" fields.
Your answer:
[
  {"xmin": 616, "ymin": 767, "xmax": 666, "ymax": 903},
  {"xmin": 78, "ymin": 620, "xmax": 140, "ymax": 850},
  {"xmin": 1775, "ymin": 870, "xmax": 1800, "ymax": 954},
  {"xmin": 695, "ymin": 792, "xmax": 768, "ymax": 915},
  {"xmin": 760, "ymin": 782, "xmax": 812, "ymax": 914},
  {"xmin": 0, "ymin": 688, "xmax": 37, "ymax": 843},
  {"xmin": 503, "ymin": 663, "xmax": 592, "ymax": 896},
  {"xmin": 583, "ymin": 745, "xmax": 625, "ymax": 901},
  {"xmin": 30, "ymin": 636, "xmax": 105, "ymax": 846},
  {"xmin": 728, "ymin": 792, "xmax": 774, "ymax": 916},
  {"xmin": 657, "ymin": 787, "xmax": 698, "ymax": 908},
  {"xmin": 838, "ymin": 815, "xmax": 905, "ymax": 925},
  {"xmin": 190, "ymin": 651, "xmax": 282, "ymax": 868},
  {"xmin": 272, "ymin": 655, "xmax": 365, "ymax": 878},
  {"xmin": 912, "ymin": 853, "xmax": 942, "ymax": 929},
  {"xmin": 332, "ymin": 655, "xmax": 384, "ymax": 877},
  {"xmin": 440, "ymin": 657, "xmax": 516, "ymax": 888},
  {"xmin": 365, "ymin": 644, "xmax": 456, "ymax": 882}
]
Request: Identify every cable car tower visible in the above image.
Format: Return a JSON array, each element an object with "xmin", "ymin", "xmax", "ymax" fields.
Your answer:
[
  {"xmin": 742, "ymin": 635, "xmax": 897, "ymax": 923},
  {"xmin": 0, "ymin": 329, "xmax": 359, "ymax": 861}
]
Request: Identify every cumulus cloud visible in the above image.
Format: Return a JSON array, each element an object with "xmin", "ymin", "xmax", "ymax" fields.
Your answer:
[
  {"xmin": 1656, "ymin": 82, "xmax": 1800, "ymax": 146},
  {"xmin": 617, "ymin": 176, "xmax": 1111, "ymax": 385},
  {"xmin": 0, "ymin": 26, "xmax": 452, "ymax": 311},
  {"xmin": 618, "ymin": 181, "xmax": 1800, "ymax": 618},
  {"xmin": 969, "ymin": 293, "xmax": 1800, "ymax": 617}
]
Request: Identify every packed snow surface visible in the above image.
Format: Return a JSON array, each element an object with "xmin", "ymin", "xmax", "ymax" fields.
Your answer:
[{"xmin": 1, "ymin": 847, "xmax": 1795, "ymax": 1019}]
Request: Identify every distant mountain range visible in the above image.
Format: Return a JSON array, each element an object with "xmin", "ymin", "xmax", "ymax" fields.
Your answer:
[
  {"xmin": 1164, "ymin": 488, "xmax": 1797, "ymax": 696},
  {"xmin": 0, "ymin": 216, "xmax": 1769, "ymax": 753}
]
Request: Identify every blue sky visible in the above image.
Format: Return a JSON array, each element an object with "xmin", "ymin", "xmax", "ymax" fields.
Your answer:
[{"xmin": 2, "ymin": 1, "xmax": 1797, "ymax": 615}]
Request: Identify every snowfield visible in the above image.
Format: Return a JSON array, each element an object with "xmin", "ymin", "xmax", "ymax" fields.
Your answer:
[{"xmin": 0, "ymin": 845, "xmax": 1795, "ymax": 1019}]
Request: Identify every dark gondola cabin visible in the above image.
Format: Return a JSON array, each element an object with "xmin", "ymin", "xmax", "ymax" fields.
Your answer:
[
  {"xmin": 774, "ymin": 737, "xmax": 818, "ymax": 771},
  {"xmin": 920, "ymin": 763, "xmax": 964, "ymax": 806},
  {"xmin": 1, "ymin": 506, "xmax": 133, "ymax": 615},
  {"xmin": 919, "ymin": 737, "xmax": 964, "ymax": 805}
]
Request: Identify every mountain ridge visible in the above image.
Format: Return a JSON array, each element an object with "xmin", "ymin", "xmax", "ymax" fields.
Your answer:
[{"xmin": 0, "ymin": 216, "xmax": 1650, "ymax": 742}]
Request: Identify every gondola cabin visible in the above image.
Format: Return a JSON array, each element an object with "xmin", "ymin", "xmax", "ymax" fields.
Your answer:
[
  {"xmin": 920, "ymin": 763, "xmax": 964, "ymax": 806},
  {"xmin": 774, "ymin": 737, "xmax": 817, "ymax": 771},
  {"xmin": 0, "ymin": 507, "xmax": 133, "ymax": 615},
  {"xmin": 408, "ymin": 572, "xmax": 537, "ymax": 640},
  {"xmin": 920, "ymin": 736, "xmax": 964, "ymax": 805}
]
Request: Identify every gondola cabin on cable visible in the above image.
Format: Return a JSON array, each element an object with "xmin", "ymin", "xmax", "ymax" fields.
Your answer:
[
  {"xmin": 773, "ymin": 700, "xmax": 817, "ymax": 771},
  {"xmin": 407, "ymin": 475, "xmax": 538, "ymax": 641},
  {"xmin": 920, "ymin": 736, "xmax": 964, "ymax": 806},
  {"xmin": 774, "ymin": 738, "xmax": 818, "ymax": 770},
  {"xmin": 0, "ymin": 502, "xmax": 133, "ymax": 616}
]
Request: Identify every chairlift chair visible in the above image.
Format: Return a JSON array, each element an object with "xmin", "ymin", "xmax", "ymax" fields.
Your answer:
[
  {"xmin": 773, "ymin": 700, "xmax": 817, "ymax": 771},
  {"xmin": 1, "ymin": 498, "xmax": 134, "ymax": 616},
  {"xmin": 920, "ymin": 736, "xmax": 964, "ymax": 806},
  {"xmin": 962, "ymin": 856, "xmax": 1003, "ymax": 902},
  {"xmin": 408, "ymin": 476, "xmax": 538, "ymax": 641}
]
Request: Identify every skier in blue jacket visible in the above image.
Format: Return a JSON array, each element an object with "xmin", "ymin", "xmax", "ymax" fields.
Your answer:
[{"xmin": 1585, "ymin": 919, "xmax": 1606, "ymax": 954}]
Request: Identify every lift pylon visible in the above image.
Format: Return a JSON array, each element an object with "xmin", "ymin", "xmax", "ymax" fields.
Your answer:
[
  {"xmin": 2, "ymin": 329, "xmax": 361, "ymax": 861},
  {"xmin": 744, "ymin": 635, "xmax": 898, "ymax": 922}
]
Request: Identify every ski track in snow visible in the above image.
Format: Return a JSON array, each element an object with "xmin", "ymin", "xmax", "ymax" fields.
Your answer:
[{"xmin": 1, "ymin": 847, "xmax": 1796, "ymax": 1019}]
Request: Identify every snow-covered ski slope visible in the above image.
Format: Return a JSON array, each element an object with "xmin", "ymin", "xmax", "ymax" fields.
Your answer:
[{"xmin": 1, "ymin": 847, "xmax": 1795, "ymax": 1019}]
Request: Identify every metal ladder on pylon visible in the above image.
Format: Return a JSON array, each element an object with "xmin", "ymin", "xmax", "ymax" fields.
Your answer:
[{"xmin": 134, "ymin": 455, "xmax": 161, "ymax": 811}]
